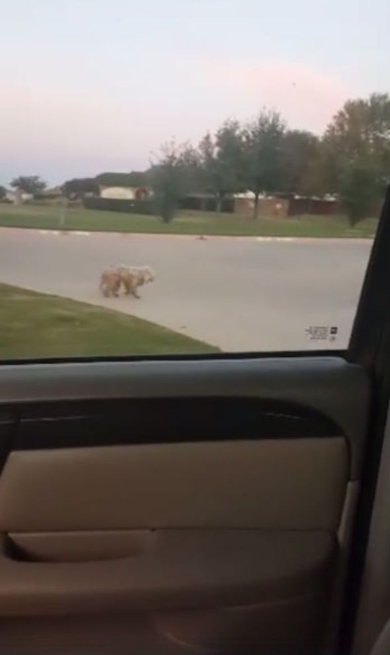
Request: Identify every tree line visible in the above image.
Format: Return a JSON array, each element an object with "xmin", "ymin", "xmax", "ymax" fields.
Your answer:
[
  {"xmin": 151, "ymin": 92, "xmax": 390, "ymax": 224},
  {"xmin": 2, "ymin": 92, "xmax": 389, "ymax": 226}
]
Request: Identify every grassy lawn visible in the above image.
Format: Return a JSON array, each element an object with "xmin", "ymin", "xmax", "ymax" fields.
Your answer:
[
  {"xmin": 0, "ymin": 283, "xmax": 218, "ymax": 359},
  {"xmin": 0, "ymin": 203, "xmax": 378, "ymax": 238}
]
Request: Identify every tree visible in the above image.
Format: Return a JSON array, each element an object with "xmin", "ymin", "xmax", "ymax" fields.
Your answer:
[
  {"xmin": 280, "ymin": 130, "xmax": 321, "ymax": 195},
  {"xmin": 243, "ymin": 110, "xmax": 285, "ymax": 218},
  {"xmin": 95, "ymin": 171, "xmax": 149, "ymax": 188},
  {"xmin": 199, "ymin": 121, "xmax": 244, "ymax": 212},
  {"xmin": 61, "ymin": 178, "xmax": 100, "ymax": 199},
  {"xmin": 150, "ymin": 141, "xmax": 199, "ymax": 222},
  {"xmin": 0, "ymin": 186, "xmax": 6, "ymax": 200},
  {"xmin": 296, "ymin": 139, "xmax": 339, "ymax": 198},
  {"xmin": 214, "ymin": 120, "xmax": 245, "ymax": 211},
  {"xmin": 325, "ymin": 93, "xmax": 390, "ymax": 165},
  {"xmin": 323, "ymin": 93, "xmax": 390, "ymax": 223},
  {"xmin": 198, "ymin": 132, "xmax": 216, "ymax": 200},
  {"xmin": 10, "ymin": 176, "xmax": 46, "ymax": 195},
  {"xmin": 340, "ymin": 159, "xmax": 381, "ymax": 225}
]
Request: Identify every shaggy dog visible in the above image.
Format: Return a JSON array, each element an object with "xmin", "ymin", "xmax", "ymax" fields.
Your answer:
[
  {"xmin": 118, "ymin": 265, "xmax": 155, "ymax": 298},
  {"xmin": 99, "ymin": 267, "xmax": 122, "ymax": 297},
  {"xmin": 99, "ymin": 265, "xmax": 155, "ymax": 299}
]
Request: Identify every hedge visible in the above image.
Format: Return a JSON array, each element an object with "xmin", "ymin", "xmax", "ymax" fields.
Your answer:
[
  {"xmin": 178, "ymin": 196, "xmax": 234, "ymax": 213},
  {"xmin": 83, "ymin": 197, "xmax": 157, "ymax": 215}
]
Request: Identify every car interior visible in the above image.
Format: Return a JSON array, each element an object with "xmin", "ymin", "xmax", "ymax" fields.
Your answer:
[{"xmin": 0, "ymin": 194, "xmax": 388, "ymax": 655}]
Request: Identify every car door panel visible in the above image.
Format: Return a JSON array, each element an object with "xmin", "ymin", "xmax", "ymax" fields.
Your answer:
[
  {"xmin": 0, "ymin": 356, "xmax": 370, "ymax": 654},
  {"xmin": 0, "ymin": 356, "xmax": 369, "ymax": 472},
  {"xmin": 1, "ymin": 438, "xmax": 347, "ymax": 532}
]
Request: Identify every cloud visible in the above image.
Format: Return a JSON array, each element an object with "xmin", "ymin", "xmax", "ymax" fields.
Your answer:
[
  {"xmin": 0, "ymin": 83, "xmax": 164, "ymax": 182},
  {"xmin": 0, "ymin": 60, "xmax": 353, "ymax": 183},
  {"xmin": 194, "ymin": 59, "xmax": 352, "ymax": 133},
  {"xmin": 0, "ymin": 82, "xmax": 159, "ymax": 156}
]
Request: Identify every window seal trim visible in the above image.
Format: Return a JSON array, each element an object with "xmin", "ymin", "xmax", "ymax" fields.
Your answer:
[{"xmin": 339, "ymin": 184, "xmax": 390, "ymax": 652}]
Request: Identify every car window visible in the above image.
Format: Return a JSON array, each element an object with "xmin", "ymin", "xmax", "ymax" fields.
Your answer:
[{"xmin": 0, "ymin": 0, "xmax": 388, "ymax": 358}]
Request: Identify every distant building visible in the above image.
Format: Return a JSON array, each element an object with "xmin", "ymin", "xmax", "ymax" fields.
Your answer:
[
  {"xmin": 180, "ymin": 191, "xmax": 342, "ymax": 218},
  {"xmin": 6, "ymin": 189, "xmax": 34, "ymax": 204},
  {"xmin": 100, "ymin": 186, "xmax": 136, "ymax": 200},
  {"xmin": 287, "ymin": 195, "xmax": 341, "ymax": 216},
  {"xmin": 179, "ymin": 193, "xmax": 234, "ymax": 213},
  {"xmin": 234, "ymin": 193, "xmax": 288, "ymax": 218},
  {"xmin": 100, "ymin": 186, "xmax": 149, "ymax": 200}
]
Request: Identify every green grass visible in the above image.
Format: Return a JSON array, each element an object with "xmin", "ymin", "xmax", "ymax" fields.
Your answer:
[
  {"xmin": 0, "ymin": 203, "xmax": 378, "ymax": 238},
  {"xmin": 0, "ymin": 283, "xmax": 218, "ymax": 359}
]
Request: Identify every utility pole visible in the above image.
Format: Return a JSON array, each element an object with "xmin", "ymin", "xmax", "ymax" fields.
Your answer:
[{"xmin": 59, "ymin": 196, "xmax": 67, "ymax": 229}]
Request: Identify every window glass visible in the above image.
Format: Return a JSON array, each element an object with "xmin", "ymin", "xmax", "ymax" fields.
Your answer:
[{"xmin": 0, "ymin": 0, "xmax": 388, "ymax": 358}]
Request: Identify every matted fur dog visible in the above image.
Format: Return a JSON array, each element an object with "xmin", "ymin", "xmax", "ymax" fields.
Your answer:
[{"xmin": 99, "ymin": 265, "xmax": 155, "ymax": 298}]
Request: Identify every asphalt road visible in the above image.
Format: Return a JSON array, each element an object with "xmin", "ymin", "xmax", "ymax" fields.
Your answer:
[{"xmin": 0, "ymin": 228, "xmax": 373, "ymax": 352}]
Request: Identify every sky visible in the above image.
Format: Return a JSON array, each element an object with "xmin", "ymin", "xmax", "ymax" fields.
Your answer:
[{"xmin": 0, "ymin": 0, "xmax": 389, "ymax": 186}]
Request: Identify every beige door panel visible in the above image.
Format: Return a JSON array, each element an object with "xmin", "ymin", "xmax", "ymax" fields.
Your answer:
[
  {"xmin": 10, "ymin": 530, "xmax": 151, "ymax": 562},
  {"xmin": 0, "ymin": 530, "xmax": 333, "ymax": 617},
  {"xmin": 0, "ymin": 438, "xmax": 348, "ymax": 534},
  {"xmin": 0, "ymin": 426, "xmax": 350, "ymax": 653},
  {"xmin": 0, "ymin": 530, "xmax": 336, "ymax": 654},
  {"xmin": 0, "ymin": 597, "xmax": 328, "ymax": 655}
]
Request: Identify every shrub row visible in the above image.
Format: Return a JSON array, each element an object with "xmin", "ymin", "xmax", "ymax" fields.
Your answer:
[
  {"xmin": 83, "ymin": 197, "xmax": 157, "ymax": 215},
  {"xmin": 178, "ymin": 196, "xmax": 234, "ymax": 213}
]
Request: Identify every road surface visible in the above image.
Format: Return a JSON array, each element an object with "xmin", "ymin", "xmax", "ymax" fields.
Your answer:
[{"xmin": 0, "ymin": 228, "xmax": 373, "ymax": 351}]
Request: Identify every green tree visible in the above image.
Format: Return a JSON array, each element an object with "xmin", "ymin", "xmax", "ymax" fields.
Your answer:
[
  {"xmin": 95, "ymin": 171, "xmax": 149, "ymax": 188},
  {"xmin": 62, "ymin": 178, "xmax": 100, "ymax": 199},
  {"xmin": 297, "ymin": 139, "xmax": 340, "ymax": 198},
  {"xmin": 340, "ymin": 160, "xmax": 381, "ymax": 226},
  {"xmin": 198, "ymin": 132, "xmax": 217, "ymax": 204},
  {"xmin": 199, "ymin": 121, "xmax": 244, "ymax": 212},
  {"xmin": 280, "ymin": 130, "xmax": 321, "ymax": 195},
  {"xmin": 0, "ymin": 186, "xmax": 6, "ymax": 200},
  {"xmin": 323, "ymin": 93, "xmax": 390, "ymax": 223},
  {"xmin": 151, "ymin": 141, "xmax": 199, "ymax": 222},
  {"xmin": 243, "ymin": 110, "xmax": 285, "ymax": 218},
  {"xmin": 325, "ymin": 93, "xmax": 390, "ymax": 164},
  {"xmin": 10, "ymin": 175, "xmax": 46, "ymax": 194}
]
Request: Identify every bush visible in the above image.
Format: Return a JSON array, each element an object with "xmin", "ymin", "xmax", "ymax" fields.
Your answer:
[
  {"xmin": 34, "ymin": 192, "xmax": 63, "ymax": 201},
  {"xmin": 95, "ymin": 172, "xmax": 149, "ymax": 188},
  {"xmin": 83, "ymin": 197, "xmax": 157, "ymax": 215},
  {"xmin": 340, "ymin": 163, "xmax": 382, "ymax": 226},
  {"xmin": 178, "ymin": 195, "xmax": 234, "ymax": 213}
]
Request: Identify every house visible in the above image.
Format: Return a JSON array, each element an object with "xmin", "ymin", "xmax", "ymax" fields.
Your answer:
[
  {"xmin": 234, "ymin": 192, "xmax": 343, "ymax": 218},
  {"xmin": 6, "ymin": 189, "xmax": 34, "ymax": 204},
  {"xmin": 287, "ymin": 195, "xmax": 342, "ymax": 217},
  {"xmin": 179, "ymin": 193, "xmax": 234, "ymax": 213},
  {"xmin": 233, "ymin": 193, "xmax": 289, "ymax": 218},
  {"xmin": 100, "ymin": 186, "xmax": 149, "ymax": 200}
]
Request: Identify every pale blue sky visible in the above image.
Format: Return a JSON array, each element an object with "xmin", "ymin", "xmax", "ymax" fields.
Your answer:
[{"xmin": 1, "ymin": 0, "xmax": 389, "ymax": 185}]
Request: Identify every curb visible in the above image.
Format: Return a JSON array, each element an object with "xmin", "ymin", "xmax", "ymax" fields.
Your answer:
[{"xmin": 0, "ymin": 227, "xmax": 373, "ymax": 245}]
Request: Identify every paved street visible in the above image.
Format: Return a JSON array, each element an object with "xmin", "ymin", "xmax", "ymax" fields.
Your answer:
[{"xmin": 0, "ymin": 228, "xmax": 372, "ymax": 351}]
